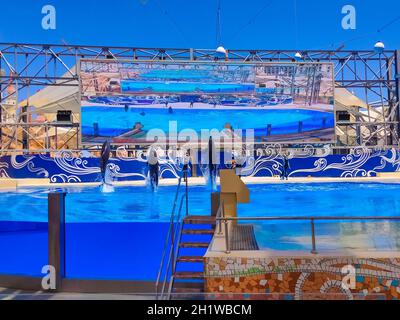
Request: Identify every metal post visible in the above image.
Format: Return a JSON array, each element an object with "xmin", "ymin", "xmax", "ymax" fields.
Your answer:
[
  {"xmin": 0, "ymin": 60, "xmax": 3, "ymax": 146},
  {"xmin": 224, "ymin": 220, "xmax": 230, "ymax": 254},
  {"xmin": 395, "ymin": 50, "xmax": 400, "ymax": 143},
  {"xmin": 48, "ymin": 192, "xmax": 66, "ymax": 291},
  {"xmin": 185, "ymin": 170, "xmax": 189, "ymax": 216},
  {"xmin": 310, "ymin": 218, "xmax": 317, "ymax": 254},
  {"xmin": 217, "ymin": 201, "xmax": 224, "ymax": 235},
  {"xmin": 21, "ymin": 106, "xmax": 28, "ymax": 151}
]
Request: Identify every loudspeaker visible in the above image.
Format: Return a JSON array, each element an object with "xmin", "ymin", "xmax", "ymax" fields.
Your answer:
[
  {"xmin": 336, "ymin": 111, "xmax": 350, "ymax": 122},
  {"xmin": 57, "ymin": 110, "xmax": 72, "ymax": 122}
]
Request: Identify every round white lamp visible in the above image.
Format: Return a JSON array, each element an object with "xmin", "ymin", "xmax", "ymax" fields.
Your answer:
[
  {"xmin": 294, "ymin": 52, "xmax": 302, "ymax": 60},
  {"xmin": 216, "ymin": 46, "xmax": 227, "ymax": 55},
  {"xmin": 374, "ymin": 41, "xmax": 385, "ymax": 54}
]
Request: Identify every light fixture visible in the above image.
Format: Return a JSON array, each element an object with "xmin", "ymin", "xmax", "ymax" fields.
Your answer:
[
  {"xmin": 294, "ymin": 52, "xmax": 302, "ymax": 60},
  {"xmin": 216, "ymin": 46, "xmax": 227, "ymax": 55},
  {"xmin": 374, "ymin": 41, "xmax": 385, "ymax": 54}
]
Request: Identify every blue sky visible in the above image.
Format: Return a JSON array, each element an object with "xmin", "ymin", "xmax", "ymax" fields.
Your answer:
[{"xmin": 0, "ymin": 0, "xmax": 399, "ymax": 50}]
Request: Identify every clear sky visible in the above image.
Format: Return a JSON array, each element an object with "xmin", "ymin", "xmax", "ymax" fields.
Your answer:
[{"xmin": 0, "ymin": 0, "xmax": 399, "ymax": 50}]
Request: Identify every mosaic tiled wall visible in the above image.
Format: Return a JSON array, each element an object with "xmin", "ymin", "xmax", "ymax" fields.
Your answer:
[{"xmin": 204, "ymin": 257, "xmax": 400, "ymax": 300}]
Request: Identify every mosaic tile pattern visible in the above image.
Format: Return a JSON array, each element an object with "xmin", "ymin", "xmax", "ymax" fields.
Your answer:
[{"xmin": 204, "ymin": 257, "xmax": 400, "ymax": 300}]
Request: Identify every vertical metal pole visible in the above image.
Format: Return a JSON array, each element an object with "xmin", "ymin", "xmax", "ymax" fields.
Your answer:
[
  {"xmin": 185, "ymin": 170, "xmax": 189, "ymax": 216},
  {"xmin": 378, "ymin": 53, "xmax": 388, "ymax": 145},
  {"xmin": 48, "ymin": 192, "xmax": 66, "ymax": 291},
  {"xmin": 386, "ymin": 57, "xmax": 394, "ymax": 145},
  {"xmin": 310, "ymin": 218, "xmax": 317, "ymax": 254},
  {"xmin": 21, "ymin": 106, "xmax": 28, "ymax": 151},
  {"xmin": 395, "ymin": 50, "xmax": 400, "ymax": 144},
  {"xmin": 0, "ymin": 59, "xmax": 3, "ymax": 146},
  {"xmin": 218, "ymin": 204, "xmax": 223, "ymax": 234},
  {"xmin": 224, "ymin": 220, "xmax": 230, "ymax": 254}
]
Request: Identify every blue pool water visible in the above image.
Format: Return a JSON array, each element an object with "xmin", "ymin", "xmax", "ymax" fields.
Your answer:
[
  {"xmin": 81, "ymin": 107, "xmax": 333, "ymax": 137},
  {"xmin": 1, "ymin": 182, "xmax": 400, "ymax": 222},
  {"xmin": 121, "ymin": 80, "xmax": 255, "ymax": 93},
  {"xmin": 1, "ymin": 182, "xmax": 400, "ymax": 280}
]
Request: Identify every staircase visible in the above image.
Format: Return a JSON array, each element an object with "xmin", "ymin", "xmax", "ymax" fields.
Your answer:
[
  {"xmin": 155, "ymin": 173, "xmax": 217, "ymax": 300},
  {"xmin": 171, "ymin": 215, "xmax": 216, "ymax": 298}
]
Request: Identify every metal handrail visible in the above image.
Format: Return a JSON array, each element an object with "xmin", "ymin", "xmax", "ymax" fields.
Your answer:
[
  {"xmin": 216, "ymin": 216, "xmax": 400, "ymax": 221},
  {"xmin": 155, "ymin": 174, "xmax": 183, "ymax": 297},
  {"xmin": 216, "ymin": 215, "xmax": 400, "ymax": 254},
  {"xmin": 160, "ymin": 194, "xmax": 186, "ymax": 299},
  {"xmin": 155, "ymin": 167, "xmax": 189, "ymax": 299},
  {"xmin": 167, "ymin": 194, "xmax": 187, "ymax": 299}
]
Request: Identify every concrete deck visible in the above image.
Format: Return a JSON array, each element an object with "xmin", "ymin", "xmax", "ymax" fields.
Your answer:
[
  {"xmin": 0, "ymin": 287, "xmax": 154, "ymax": 300},
  {"xmin": 2, "ymin": 175, "xmax": 400, "ymax": 190}
]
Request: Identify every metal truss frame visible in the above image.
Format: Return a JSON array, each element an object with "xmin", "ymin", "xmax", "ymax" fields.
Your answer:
[{"xmin": 1, "ymin": 43, "xmax": 399, "ymax": 152}]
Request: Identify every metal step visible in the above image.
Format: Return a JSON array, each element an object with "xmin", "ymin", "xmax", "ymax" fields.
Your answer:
[
  {"xmin": 183, "ymin": 215, "xmax": 216, "ymax": 225},
  {"xmin": 174, "ymin": 271, "xmax": 204, "ymax": 279},
  {"xmin": 181, "ymin": 229, "xmax": 214, "ymax": 235},
  {"xmin": 177, "ymin": 256, "xmax": 204, "ymax": 263},
  {"xmin": 172, "ymin": 287, "xmax": 203, "ymax": 294},
  {"xmin": 179, "ymin": 242, "xmax": 210, "ymax": 248}
]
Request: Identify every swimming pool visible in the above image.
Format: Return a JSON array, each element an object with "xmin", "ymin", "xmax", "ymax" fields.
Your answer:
[
  {"xmin": 1, "ymin": 182, "xmax": 400, "ymax": 222},
  {"xmin": 1, "ymin": 182, "xmax": 400, "ymax": 280}
]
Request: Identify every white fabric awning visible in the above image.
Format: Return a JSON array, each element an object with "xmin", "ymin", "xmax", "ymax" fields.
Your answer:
[
  {"xmin": 334, "ymin": 87, "xmax": 368, "ymax": 109},
  {"xmin": 20, "ymin": 66, "xmax": 80, "ymax": 115}
]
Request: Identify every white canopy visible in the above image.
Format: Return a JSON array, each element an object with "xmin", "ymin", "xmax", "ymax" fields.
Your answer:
[
  {"xmin": 20, "ymin": 66, "xmax": 80, "ymax": 118},
  {"xmin": 334, "ymin": 87, "xmax": 368, "ymax": 109}
]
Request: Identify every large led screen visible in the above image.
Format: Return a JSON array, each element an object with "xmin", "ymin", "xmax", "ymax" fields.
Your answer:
[{"xmin": 80, "ymin": 60, "xmax": 335, "ymax": 144}]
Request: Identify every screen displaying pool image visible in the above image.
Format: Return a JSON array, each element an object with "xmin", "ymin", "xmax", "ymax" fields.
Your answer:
[{"xmin": 80, "ymin": 60, "xmax": 335, "ymax": 144}]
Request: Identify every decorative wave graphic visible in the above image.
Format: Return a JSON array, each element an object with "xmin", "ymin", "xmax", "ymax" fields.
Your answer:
[
  {"xmin": 1, "ymin": 145, "xmax": 400, "ymax": 182},
  {"xmin": 107, "ymin": 163, "xmax": 146, "ymax": 180},
  {"xmin": 50, "ymin": 174, "xmax": 81, "ymax": 183},
  {"xmin": 0, "ymin": 161, "xmax": 10, "ymax": 178},
  {"xmin": 52, "ymin": 151, "xmax": 100, "ymax": 175},
  {"xmin": 10, "ymin": 155, "xmax": 49, "ymax": 178}
]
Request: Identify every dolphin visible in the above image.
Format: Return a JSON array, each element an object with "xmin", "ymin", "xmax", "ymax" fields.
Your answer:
[
  {"xmin": 208, "ymin": 136, "xmax": 217, "ymax": 187},
  {"xmin": 100, "ymin": 140, "xmax": 111, "ymax": 183}
]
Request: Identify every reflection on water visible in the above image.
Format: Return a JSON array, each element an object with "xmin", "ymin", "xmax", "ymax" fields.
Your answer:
[{"xmin": 101, "ymin": 184, "xmax": 115, "ymax": 193}]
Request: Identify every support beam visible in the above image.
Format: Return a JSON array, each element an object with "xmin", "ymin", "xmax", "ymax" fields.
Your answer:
[{"xmin": 48, "ymin": 192, "xmax": 66, "ymax": 291}]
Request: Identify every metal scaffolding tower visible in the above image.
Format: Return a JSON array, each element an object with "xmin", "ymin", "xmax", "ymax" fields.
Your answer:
[{"xmin": 0, "ymin": 43, "xmax": 399, "ymax": 152}]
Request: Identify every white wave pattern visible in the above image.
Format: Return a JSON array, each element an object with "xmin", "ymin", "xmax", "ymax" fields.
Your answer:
[
  {"xmin": 112, "ymin": 146, "xmax": 183, "ymax": 179},
  {"xmin": 289, "ymin": 158, "xmax": 328, "ymax": 177},
  {"xmin": 107, "ymin": 163, "xmax": 146, "ymax": 180},
  {"xmin": 10, "ymin": 155, "xmax": 49, "ymax": 178},
  {"xmin": 50, "ymin": 174, "xmax": 81, "ymax": 183},
  {"xmin": 53, "ymin": 150, "xmax": 100, "ymax": 175},
  {"xmin": 239, "ymin": 145, "xmax": 282, "ymax": 177},
  {"xmin": 0, "ymin": 161, "xmax": 10, "ymax": 178},
  {"xmin": 2, "ymin": 146, "xmax": 399, "ymax": 182},
  {"xmin": 288, "ymin": 147, "xmax": 395, "ymax": 178},
  {"xmin": 241, "ymin": 154, "xmax": 282, "ymax": 177}
]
